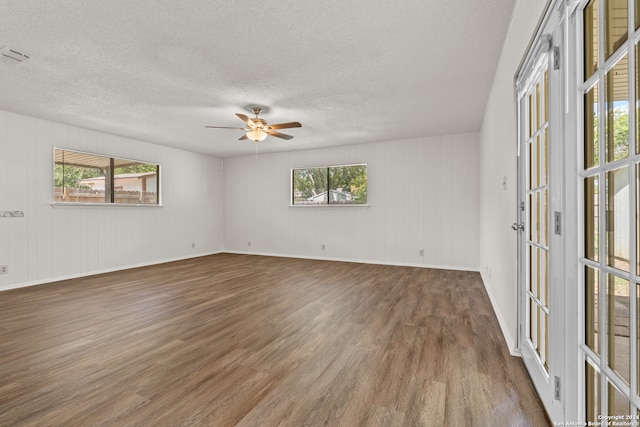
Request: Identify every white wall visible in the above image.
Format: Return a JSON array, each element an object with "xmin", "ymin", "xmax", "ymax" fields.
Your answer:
[
  {"xmin": 224, "ymin": 133, "xmax": 480, "ymax": 270},
  {"xmin": 479, "ymin": 0, "xmax": 549, "ymax": 352},
  {"xmin": 0, "ymin": 109, "xmax": 224, "ymax": 291}
]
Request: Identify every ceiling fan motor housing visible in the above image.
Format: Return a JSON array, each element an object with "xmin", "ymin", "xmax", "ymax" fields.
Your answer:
[{"xmin": 251, "ymin": 118, "xmax": 266, "ymax": 128}]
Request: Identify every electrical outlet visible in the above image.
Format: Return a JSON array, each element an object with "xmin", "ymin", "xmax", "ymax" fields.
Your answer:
[
  {"xmin": 321, "ymin": 244, "xmax": 326, "ymax": 250},
  {"xmin": 191, "ymin": 242, "xmax": 195, "ymax": 249},
  {"xmin": 419, "ymin": 249, "xmax": 424, "ymax": 256},
  {"xmin": 0, "ymin": 265, "xmax": 7, "ymax": 274},
  {"xmin": 248, "ymin": 241, "xmax": 251, "ymax": 247}
]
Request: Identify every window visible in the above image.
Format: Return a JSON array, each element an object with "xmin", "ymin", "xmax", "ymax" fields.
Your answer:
[
  {"xmin": 292, "ymin": 164, "xmax": 367, "ymax": 205},
  {"xmin": 54, "ymin": 148, "xmax": 160, "ymax": 205}
]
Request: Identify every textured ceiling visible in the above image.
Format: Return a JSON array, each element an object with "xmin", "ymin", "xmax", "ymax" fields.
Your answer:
[{"xmin": 0, "ymin": 0, "xmax": 516, "ymax": 158}]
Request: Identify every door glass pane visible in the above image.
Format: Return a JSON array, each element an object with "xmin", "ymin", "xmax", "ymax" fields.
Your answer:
[
  {"xmin": 537, "ymin": 306, "xmax": 542, "ymax": 354},
  {"xmin": 536, "ymin": 248, "xmax": 541, "ymax": 300},
  {"xmin": 605, "ymin": 0, "xmax": 628, "ymax": 59},
  {"xmin": 541, "ymin": 128, "xmax": 549, "ymax": 185},
  {"xmin": 585, "ymin": 175, "xmax": 600, "ymax": 261},
  {"xmin": 536, "ymin": 83, "xmax": 541, "ymax": 131},
  {"xmin": 607, "ymin": 274, "xmax": 630, "ymax": 384},
  {"xmin": 530, "ymin": 298, "xmax": 537, "ymax": 348},
  {"xmin": 608, "ymin": 381, "xmax": 630, "ymax": 416},
  {"xmin": 585, "ymin": 83, "xmax": 600, "ymax": 169},
  {"xmin": 586, "ymin": 266, "xmax": 600, "ymax": 354},
  {"xmin": 536, "ymin": 192, "xmax": 541, "ymax": 244},
  {"xmin": 536, "ymin": 135, "xmax": 541, "ymax": 187},
  {"xmin": 586, "ymin": 361, "xmax": 601, "ymax": 422},
  {"xmin": 544, "ymin": 71, "xmax": 548, "ymax": 123},
  {"xmin": 539, "ymin": 308, "xmax": 548, "ymax": 368},
  {"xmin": 637, "ymin": 283, "xmax": 640, "ymax": 395},
  {"xmin": 528, "ymin": 299, "xmax": 540, "ymax": 352},
  {"xmin": 638, "ymin": 164, "xmax": 640, "ymax": 275},
  {"xmin": 544, "ymin": 311, "xmax": 549, "ymax": 370},
  {"xmin": 530, "ymin": 194, "xmax": 537, "ymax": 242},
  {"xmin": 606, "ymin": 54, "xmax": 629, "ymax": 163},
  {"xmin": 529, "ymin": 144, "xmax": 533, "ymax": 192},
  {"xmin": 542, "ymin": 249, "xmax": 548, "ymax": 307},
  {"xmin": 606, "ymin": 167, "xmax": 630, "ymax": 272},
  {"xmin": 542, "ymin": 189, "xmax": 548, "ymax": 247},
  {"xmin": 529, "ymin": 93, "xmax": 533, "ymax": 138},
  {"xmin": 637, "ymin": 43, "xmax": 640, "ymax": 154},
  {"xmin": 531, "ymin": 136, "xmax": 539, "ymax": 190},
  {"xmin": 529, "ymin": 246, "xmax": 534, "ymax": 293},
  {"xmin": 637, "ymin": 0, "xmax": 640, "ymax": 30},
  {"xmin": 585, "ymin": 0, "xmax": 599, "ymax": 79}
]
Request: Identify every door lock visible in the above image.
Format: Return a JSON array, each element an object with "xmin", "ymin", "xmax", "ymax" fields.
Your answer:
[{"xmin": 512, "ymin": 222, "xmax": 525, "ymax": 231}]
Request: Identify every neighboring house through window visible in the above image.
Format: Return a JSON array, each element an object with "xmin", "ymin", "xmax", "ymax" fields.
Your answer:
[{"xmin": 54, "ymin": 148, "xmax": 160, "ymax": 205}]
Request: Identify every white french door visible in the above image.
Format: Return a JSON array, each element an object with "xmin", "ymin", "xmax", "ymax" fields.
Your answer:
[
  {"xmin": 580, "ymin": 0, "xmax": 640, "ymax": 421},
  {"xmin": 516, "ymin": 0, "xmax": 640, "ymax": 422},
  {"xmin": 516, "ymin": 7, "xmax": 565, "ymax": 423}
]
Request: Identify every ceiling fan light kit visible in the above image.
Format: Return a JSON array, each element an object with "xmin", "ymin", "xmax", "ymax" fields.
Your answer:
[
  {"xmin": 247, "ymin": 128, "xmax": 268, "ymax": 142},
  {"xmin": 206, "ymin": 107, "xmax": 301, "ymax": 142}
]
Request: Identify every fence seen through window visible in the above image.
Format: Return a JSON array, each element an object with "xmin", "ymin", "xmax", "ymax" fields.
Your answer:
[{"xmin": 54, "ymin": 148, "xmax": 160, "ymax": 205}]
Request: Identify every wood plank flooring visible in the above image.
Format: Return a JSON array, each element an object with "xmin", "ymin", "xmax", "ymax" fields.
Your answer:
[{"xmin": 0, "ymin": 253, "xmax": 549, "ymax": 426}]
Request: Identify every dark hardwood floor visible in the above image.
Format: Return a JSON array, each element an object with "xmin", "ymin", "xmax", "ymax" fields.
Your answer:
[{"xmin": 0, "ymin": 253, "xmax": 549, "ymax": 426}]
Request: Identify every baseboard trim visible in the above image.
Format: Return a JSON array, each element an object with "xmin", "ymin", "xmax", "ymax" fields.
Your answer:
[
  {"xmin": 480, "ymin": 271, "xmax": 520, "ymax": 357},
  {"xmin": 224, "ymin": 250, "xmax": 480, "ymax": 272},
  {"xmin": 0, "ymin": 251, "xmax": 224, "ymax": 292}
]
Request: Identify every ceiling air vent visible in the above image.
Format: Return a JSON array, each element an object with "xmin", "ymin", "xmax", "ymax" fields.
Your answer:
[{"xmin": 0, "ymin": 46, "xmax": 31, "ymax": 65}]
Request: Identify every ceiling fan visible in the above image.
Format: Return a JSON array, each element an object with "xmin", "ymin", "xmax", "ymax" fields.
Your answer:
[{"xmin": 206, "ymin": 107, "xmax": 302, "ymax": 142}]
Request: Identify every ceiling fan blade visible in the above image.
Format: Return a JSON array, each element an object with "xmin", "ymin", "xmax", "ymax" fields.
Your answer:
[
  {"xmin": 238, "ymin": 134, "xmax": 248, "ymax": 140},
  {"xmin": 205, "ymin": 126, "xmax": 246, "ymax": 130},
  {"xmin": 265, "ymin": 130, "xmax": 294, "ymax": 140},
  {"xmin": 236, "ymin": 113, "xmax": 256, "ymax": 127},
  {"xmin": 266, "ymin": 121, "xmax": 302, "ymax": 130}
]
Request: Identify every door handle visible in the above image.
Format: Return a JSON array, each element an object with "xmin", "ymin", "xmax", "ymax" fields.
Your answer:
[{"xmin": 512, "ymin": 222, "xmax": 524, "ymax": 231}]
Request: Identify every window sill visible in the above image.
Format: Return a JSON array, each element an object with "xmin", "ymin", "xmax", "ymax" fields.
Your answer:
[
  {"xmin": 289, "ymin": 204, "xmax": 370, "ymax": 209},
  {"xmin": 51, "ymin": 202, "xmax": 163, "ymax": 208}
]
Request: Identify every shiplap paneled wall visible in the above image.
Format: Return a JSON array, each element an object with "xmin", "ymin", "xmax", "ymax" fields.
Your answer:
[
  {"xmin": 0, "ymin": 109, "xmax": 224, "ymax": 291},
  {"xmin": 224, "ymin": 133, "xmax": 479, "ymax": 270},
  {"xmin": 479, "ymin": 0, "xmax": 550, "ymax": 353}
]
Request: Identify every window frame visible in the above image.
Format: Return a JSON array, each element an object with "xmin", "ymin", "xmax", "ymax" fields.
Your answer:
[
  {"xmin": 52, "ymin": 147, "xmax": 161, "ymax": 207},
  {"xmin": 290, "ymin": 163, "xmax": 368, "ymax": 207}
]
